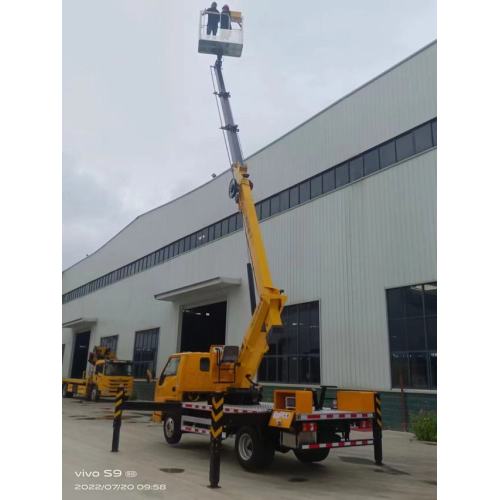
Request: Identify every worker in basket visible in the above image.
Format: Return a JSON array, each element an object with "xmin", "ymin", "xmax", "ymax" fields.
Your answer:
[
  {"xmin": 220, "ymin": 4, "xmax": 233, "ymax": 40},
  {"xmin": 220, "ymin": 5, "xmax": 232, "ymax": 30},
  {"xmin": 204, "ymin": 2, "xmax": 220, "ymax": 36}
]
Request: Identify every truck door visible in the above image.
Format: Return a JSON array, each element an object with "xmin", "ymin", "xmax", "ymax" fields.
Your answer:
[{"xmin": 156, "ymin": 356, "xmax": 181, "ymax": 400}]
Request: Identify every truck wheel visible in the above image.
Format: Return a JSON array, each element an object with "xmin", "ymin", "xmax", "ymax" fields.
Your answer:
[
  {"xmin": 163, "ymin": 412, "xmax": 182, "ymax": 444},
  {"xmin": 90, "ymin": 385, "xmax": 99, "ymax": 402},
  {"xmin": 293, "ymin": 448, "xmax": 330, "ymax": 463},
  {"xmin": 62, "ymin": 383, "xmax": 73, "ymax": 398},
  {"xmin": 235, "ymin": 426, "xmax": 275, "ymax": 471}
]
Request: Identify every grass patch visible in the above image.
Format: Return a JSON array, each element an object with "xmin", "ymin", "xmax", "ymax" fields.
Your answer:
[{"xmin": 410, "ymin": 410, "xmax": 437, "ymax": 442}]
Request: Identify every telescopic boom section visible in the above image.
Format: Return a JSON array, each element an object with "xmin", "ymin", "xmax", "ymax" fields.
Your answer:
[{"xmin": 212, "ymin": 56, "xmax": 287, "ymax": 387}]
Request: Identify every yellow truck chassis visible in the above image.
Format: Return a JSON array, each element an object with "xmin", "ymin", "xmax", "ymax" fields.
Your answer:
[{"xmin": 117, "ymin": 388, "xmax": 383, "ymax": 471}]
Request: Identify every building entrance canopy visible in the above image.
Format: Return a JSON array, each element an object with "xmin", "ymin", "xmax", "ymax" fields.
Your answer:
[{"xmin": 154, "ymin": 277, "xmax": 241, "ymax": 304}]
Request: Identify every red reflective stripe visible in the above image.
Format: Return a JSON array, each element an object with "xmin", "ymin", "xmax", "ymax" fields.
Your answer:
[
  {"xmin": 301, "ymin": 439, "xmax": 374, "ymax": 450},
  {"xmin": 307, "ymin": 414, "xmax": 321, "ymax": 420}
]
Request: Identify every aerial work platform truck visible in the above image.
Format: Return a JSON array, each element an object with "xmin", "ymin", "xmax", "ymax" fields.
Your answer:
[
  {"xmin": 62, "ymin": 346, "xmax": 134, "ymax": 402},
  {"xmin": 119, "ymin": 9, "xmax": 383, "ymax": 472}
]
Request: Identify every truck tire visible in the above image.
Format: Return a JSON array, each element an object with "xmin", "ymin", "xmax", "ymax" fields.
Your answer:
[
  {"xmin": 62, "ymin": 383, "xmax": 73, "ymax": 398},
  {"xmin": 90, "ymin": 385, "xmax": 99, "ymax": 402},
  {"xmin": 163, "ymin": 412, "xmax": 182, "ymax": 444},
  {"xmin": 235, "ymin": 426, "xmax": 275, "ymax": 471},
  {"xmin": 293, "ymin": 448, "xmax": 330, "ymax": 463}
]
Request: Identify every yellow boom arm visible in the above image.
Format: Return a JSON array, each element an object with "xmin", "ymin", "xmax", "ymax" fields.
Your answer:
[{"xmin": 232, "ymin": 163, "xmax": 287, "ymax": 387}]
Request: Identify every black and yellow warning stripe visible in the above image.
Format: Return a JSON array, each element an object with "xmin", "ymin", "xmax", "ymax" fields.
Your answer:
[
  {"xmin": 114, "ymin": 387, "xmax": 125, "ymax": 419},
  {"xmin": 210, "ymin": 394, "xmax": 224, "ymax": 440},
  {"xmin": 374, "ymin": 393, "xmax": 382, "ymax": 429}
]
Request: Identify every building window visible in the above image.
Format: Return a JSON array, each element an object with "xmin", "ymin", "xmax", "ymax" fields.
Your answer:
[
  {"xmin": 414, "ymin": 122, "xmax": 433, "ymax": 153},
  {"xmin": 197, "ymin": 228, "xmax": 208, "ymax": 246},
  {"xmin": 221, "ymin": 218, "xmax": 229, "ymax": 236},
  {"xmin": 431, "ymin": 119, "xmax": 437, "ymax": 146},
  {"xmin": 322, "ymin": 168, "xmax": 335, "ymax": 193},
  {"xmin": 386, "ymin": 282, "xmax": 437, "ymax": 390},
  {"xmin": 190, "ymin": 233, "xmax": 197, "ymax": 249},
  {"xmin": 100, "ymin": 335, "xmax": 118, "ymax": 354},
  {"xmin": 133, "ymin": 328, "xmax": 159, "ymax": 378},
  {"xmin": 236, "ymin": 212, "xmax": 243, "ymax": 229},
  {"xmin": 289, "ymin": 186, "xmax": 299, "ymax": 207},
  {"xmin": 310, "ymin": 175, "xmax": 322, "ymax": 198},
  {"xmin": 213, "ymin": 222, "xmax": 221, "ymax": 239},
  {"xmin": 379, "ymin": 140, "xmax": 396, "ymax": 168},
  {"xmin": 255, "ymin": 202, "xmax": 262, "ymax": 220},
  {"xmin": 363, "ymin": 148, "xmax": 380, "ymax": 175},
  {"xmin": 299, "ymin": 180, "xmax": 311, "ymax": 203},
  {"xmin": 349, "ymin": 155, "xmax": 364, "ymax": 181},
  {"xmin": 279, "ymin": 190, "xmax": 290, "ymax": 211},
  {"xmin": 228, "ymin": 214, "xmax": 237, "ymax": 232},
  {"xmin": 335, "ymin": 162, "xmax": 349, "ymax": 187},
  {"xmin": 260, "ymin": 198, "xmax": 270, "ymax": 219},
  {"xmin": 395, "ymin": 132, "xmax": 415, "ymax": 162},
  {"xmin": 270, "ymin": 194, "xmax": 280, "ymax": 215},
  {"xmin": 259, "ymin": 301, "xmax": 320, "ymax": 384}
]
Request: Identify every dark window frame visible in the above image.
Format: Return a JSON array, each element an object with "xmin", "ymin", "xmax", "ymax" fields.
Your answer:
[
  {"xmin": 100, "ymin": 334, "xmax": 118, "ymax": 353},
  {"xmin": 310, "ymin": 175, "xmax": 322, "ymax": 198},
  {"xmin": 289, "ymin": 185, "xmax": 299, "ymax": 207},
  {"xmin": 387, "ymin": 282, "xmax": 437, "ymax": 390},
  {"xmin": 260, "ymin": 198, "xmax": 270, "ymax": 219},
  {"xmin": 279, "ymin": 190, "xmax": 290, "ymax": 211},
  {"xmin": 349, "ymin": 155, "xmax": 364, "ymax": 181},
  {"xmin": 335, "ymin": 162, "xmax": 349, "ymax": 187},
  {"xmin": 395, "ymin": 131, "xmax": 415, "ymax": 162},
  {"xmin": 259, "ymin": 301, "xmax": 320, "ymax": 385},
  {"xmin": 228, "ymin": 214, "xmax": 237, "ymax": 233},
  {"xmin": 133, "ymin": 328, "xmax": 159, "ymax": 379},
  {"xmin": 299, "ymin": 179, "xmax": 311, "ymax": 203},
  {"xmin": 270, "ymin": 194, "xmax": 280, "ymax": 215},
  {"xmin": 379, "ymin": 139, "xmax": 396, "ymax": 168}
]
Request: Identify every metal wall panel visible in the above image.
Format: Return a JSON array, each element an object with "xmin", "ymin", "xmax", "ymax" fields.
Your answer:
[
  {"xmin": 262, "ymin": 151, "xmax": 436, "ymax": 389},
  {"xmin": 63, "ymin": 42, "xmax": 436, "ymax": 292},
  {"xmin": 63, "ymin": 150, "xmax": 436, "ymax": 389},
  {"xmin": 62, "ymin": 44, "xmax": 436, "ymax": 390}
]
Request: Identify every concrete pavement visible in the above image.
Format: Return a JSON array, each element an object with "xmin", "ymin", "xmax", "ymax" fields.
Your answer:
[{"xmin": 62, "ymin": 398, "xmax": 436, "ymax": 500}]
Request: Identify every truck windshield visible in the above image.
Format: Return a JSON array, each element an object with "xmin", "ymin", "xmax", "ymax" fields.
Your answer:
[
  {"xmin": 163, "ymin": 357, "xmax": 180, "ymax": 377},
  {"xmin": 105, "ymin": 363, "xmax": 132, "ymax": 376}
]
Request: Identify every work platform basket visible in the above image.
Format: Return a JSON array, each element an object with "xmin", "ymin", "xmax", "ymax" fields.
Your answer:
[{"xmin": 198, "ymin": 9, "xmax": 243, "ymax": 57}]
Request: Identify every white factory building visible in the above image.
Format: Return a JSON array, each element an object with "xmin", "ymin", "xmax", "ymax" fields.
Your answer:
[{"xmin": 62, "ymin": 41, "xmax": 437, "ymax": 427}]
